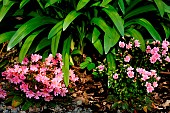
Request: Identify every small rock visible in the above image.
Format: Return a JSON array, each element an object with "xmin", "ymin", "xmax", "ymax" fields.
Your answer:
[
  {"xmin": 76, "ymin": 100, "xmax": 83, "ymax": 106},
  {"xmin": 19, "ymin": 111, "xmax": 26, "ymax": 113}
]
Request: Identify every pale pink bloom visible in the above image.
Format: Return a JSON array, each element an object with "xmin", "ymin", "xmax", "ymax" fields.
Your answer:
[
  {"xmin": 146, "ymin": 45, "xmax": 151, "ymax": 53},
  {"xmin": 113, "ymin": 73, "xmax": 118, "ymax": 79},
  {"xmin": 54, "ymin": 68, "xmax": 62, "ymax": 75},
  {"xmin": 97, "ymin": 65, "xmax": 104, "ymax": 71},
  {"xmin": 134, "ymin": 40, "xmax": 140, "ymax": 47},
  {"xmin": 150, "ymin": 55, "xmax": 157, "ymax": 64},
  {"xmin": 20, "ymin": 83, "xmax": 29, "ymax": 92},
  {"xmin": 31, "ymin": 54, "xmax": 42, "ymax": 62},
  {"xmin": 156, "ymin": 40, "xmax": 160, "ymax": 44},
  {"xmin": 0, "ymin": 89, "xmax": 7, "ymax": 99},
  {"xmin": 52, "ymin": 59, "xmax": 58, "ymax": 65},
  {"xmin": 150, "ymin": 70, "xmax": 157, "ymax": 76},
  {"xmin": 162, "ymin": 50, "xmax": 167, "ymax": 56},
  {"xmin": 165, "ymin": 56, "xmax": 170, "ymax": 62},
  {"xmin": 136, "ymin": 68, "xmax": 145, "ymax": 75},
  {"xmin": 12, "ymin": 76, "xmax": 22, "ymax": 84},
  {"xmin": 41, "ymin": 89, "xmax": 50, "ymax": 97},
  {"xmin": 60, "ymin": 88, "xmax": 68, "ymax": 97},
  {"xmin": 124, "ymin": 55, "xmax": 131, "ymax": 62},
  {"xmin": 40, "ymin": 67, "xmax": 47, "ymax": 73},
  {"xmin": 30, "ymin": 64, "xmax": 39, "ymax": 71},
  {"xmin": 145, "ymin": 82, "xmax": 152, "ymax": 87},
  {"xmin": 119, "ymin": 41, "xmax": 125, "ymax": 48},
  {"xmin": 14, "ymin": 65, "xmax": 22, "ymax": 73},
  {"xmin": 153, "ymin": 82, "xmax": 158, "ymax": 88},
  {"xmin": 153, "ymin": 53, "xmax": 161, "ymax": 59},
  {"xmin": 127, "ymin": 66, "xmax": 134, "ymax": 71},
  {"xmin": 126, "ymin": 43, "xmax": 132, "ymax": 49},
  {"xmin": 56, "ymin": 53, "xmax": 62, "ymax": 61},
  {"xmin": 44, "ymin": 95, "xmax": 54, "ymax": 101},
  {"xmin": 162, "ymin": 39, "xmax": 169, "ymax": 49},
  {"xmin": 26, "ymin": 90, "xmax": 35, "ymax": 98},
  {"xmin": 127, "ymin": 71, "xmax": 134, "ymax": 78},
  {"xmin": 35, "ymin": 74, "xmax": 42, "ymax": 82},
  {"xmin": 141, "ymin": 74, "xmax": 149, "ymax": 81},
  {"xmin": 156, "ymin": 76, "xmax": 161, "ymax": 81},
  {"xmin": 45, "ymin": 54, "xmax": 53, "ymax": 65},
  {"xmin": 54, "ymin": 87, "xmax": 61, "ymax": 96},
  {"xmin": 147, "ymin": 86, "xmax": 154, "ymax": 93},
  {"xmin": 22, "ymin": 57, "xmax": 29, "ymax": 65},
  {"xmin": 69, "ymin": 69, "xmax": 79, "ymax": 82},
  {"xmin": 152, "ymin": 41, "xmax": 156, "ymax": 45},
  {"xmin": 34, "ymin": 91, "xmax": 42, "ymax": 99},
  {"xmin": 150, "ymin": 47, "xmax": 159, "ymax": 55},
  {"xmin": 21, "ymin": 66, "xmax": 28, "ymax": 74},
  {"xmin": 51, "ymin": 78, "xmax": 62, "ymax": 88}
]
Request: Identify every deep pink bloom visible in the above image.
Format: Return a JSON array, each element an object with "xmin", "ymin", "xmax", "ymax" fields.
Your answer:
[
  {"xmin": 26, "ymin": 90, "xmax": 35, "ymax": 98},
  {"xmin": 44, "ymin": 95, "xmax": 54, "ymax": 101},
  {"xmin": 22, "ymin": 57, "xmax": 29, "ymax": 65},
  {"xmin": 21, "ymin": 66, "xmax": 28, "ymax": 74},
  {"xmin": 34, "ymin": 91, "xmax": 42, "ymax": 99},
  {"xmin": 97, "ymin": 65, "xmax": 104, "ymax": 71},
  {"xmin": 45, "ymin": 54, "xmax": 53, "ymax": 65},
  {"xmin": 31, "ymin": 54, "xmax": 42, "ymax": 62},
  {"xmin": 119, "ymin": 41, "xmax": 125, "ymax": 48},
  {"xmin": 146, "ymin": 45, "xmax": 151, "ymax": 53},
  {"xmin": 20, "ymin": 83, "xmax": 29, "ymax": 92},
  {"xmin": 12, "ymin": 76, "xmax": 22, "ymax": 84},
  {"xmin": 0, "ymin": 88, "xmax": 7, "ymax": 99},
  {"xmin": 124, "ymin": 55, "xmax": 131, "ymax": 62},
  {"xmin": 150, "ymin": 47, "xmax": 159, "ymax": 55},
  {"xmin": 127, "ymin": 71, "xmax": 134, "ymax": 78},
  {"xmin": 19, "ymin": 74, "xmax": 26, "ymax": 80},
  {"xmin": 126, "ymin": 43, "xmax": 132, "ymax": 49},
  {"xmin": 51, "ymin": 78, "xmax": 62, "ymax": 89},
  {"xmin": 150, "ymin": 55, "xmax": 157, "ymax": 64},
  {"xmin": 30, "ymin": 64, "xmax": 39, "ymax": 71},
  {"xmin": 60, "ymin": 88, "xmax": 68, "ymax": 97},
  {"xmin": 54, "ymin": 87, "xmax": 61, "ymax": 96},
  {"xmin": 113, "ymin": 73, "xmax": 118, "ymax": 79},
  {"xmin": 134, "ymin": 40, "xmax": 140, "ymax": 47}
]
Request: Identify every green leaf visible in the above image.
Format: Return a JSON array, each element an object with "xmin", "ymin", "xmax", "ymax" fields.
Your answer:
[
  {"xmin": 20, "ymin": 0, "xmax": 30, "ymax": 9},
  {"xmin": 124, "ymin": 4, "xmax": 157, "ymax": 20},
  {"xmin": 76, "ymin": 0, "xmax": 90, "ymax": 11},
  {"xmin": 126, "ymin": 28, "xmax": 146, "ymax": 51},
  {"xmin": 87, "ymin": 63, "xmax": 95, "ymax": 71},
  {"xmin": 102, "ymin": 6, "xmax": 124, "ymax": 36},
  {"xmin": 126, "ymin": 0, "xmax": 141, "ymax": 13},
  {"xmin": 0, "ymin": 1, "xmax": 15, "ymax": 22},
  {"xmin": 51, "ymin": 30, "xmax": 62, "ymax": 56},
  {"xmin": 0, "ymin": 31, "xmax": 15, "ymax": 44},
  {"xmin": 3, "ymin": 0, "xmax": 9, "ymax": 6},
  {"xmin": 48, "ymin": 20, "xmax": 63, "ymax": 39},
  {"xmin": 80, "ymin": 61, "xmax": 89, "ymax": 69},
  {"xmin": 164, "ymin": 2, "xmax": 170, "ymax": 13},
  {"xmin": 21, "ymin": 101, "xmax": 33, "ymax": 111},
  {"xmin": 45, "ymin": 0, "xmax": 61, "ymax": 8},
  {"xmin": 85, "ymin": 57, "xmax": 92, "ymax": 62},
  {"xmin": 92, "ymin": 27, "xmax": 100, "ymax": 43},
  {"xmin": 19, "ymin": 29, "xmax": 44, "ymax": 62},
  {"xmin": 100, "ymin": 0, "xmax": 112, "ymax": 7},
  {"xmin": 12, "ymin": 96, "xmax": 23, "ymax": 107},
  {"xmin": 154, "ymin": 0, "xmax": 164, "ymax": 17},
  {"xmin": 35, "ymin": 37, "xmax": 51, "ymax": 52},
  {"xmin": 71, "ymin": 49, "xmax": 82, "ymax": 55},
  {"xmin": 63, "ymin": 10, "xmax": 82, "ymax": 31},
  {"xmin": 112, "ymin": 102, "xmax": 118, "ymax": 108},
  {"xmin": 91, "ymin": 17, "xmax": 112, "ymax": 38},
  {"xmin": 106, "ymin": 53, "xmax": 116, "ymax": 72},
  {"xmin": 161, "ymin": 23, "xmax": 170, "ymax": 39},
  {"xmin": 125, "ymin": 18, "xmax": 162, "ymax": 41},
  {"xmin": 42, "ymin": 49, "xmax": 50, "ymax": 61},
  {"xmin": 118, "ymin": 0, "xmax": 125, "ymax": 14},
  {"xmin": 93, "ymin": 39, "xmax": 103, "ymax": 55},
  {"xmin": 7, "ymin": 16, "xmax": 56, "ymax": 50}
]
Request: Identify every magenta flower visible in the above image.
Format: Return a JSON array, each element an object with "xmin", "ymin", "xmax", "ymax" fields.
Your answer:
[
  {"xmin": 113, "ymin": 73, "xmax": 118, "ymax": 79},
  {"xmin": 134, "ymin": 40, "xmax": 140, "ymax": 47},
  {"xmin": 119, "ymin": 41, "xmax": 125, "ymax": 48},
  {"xmin": 127, "ymin": 71, "xmax": 134, "ymax": 78},
  {"xmin": 0, "ymin": 88, "xmax": 7, "ymax": 99},
  {"xmin": 22, "ymin": 57, "xmax": 29, "ymax": 65},
  {"xmin": 124, "ymin": 55, "xmax": 131, "ymax": 62},
  {"xmin": 20, "ymin": 83, "xmax": 29, "ymax": 92},
  {"xmin": 97, "ymin": 65, "xmax": 104, "ymax": 71},
  {"xmin": 44, "ymin": 95, "xmax": 54, "ymax": 101},
  {"xmin": 26, "ymin": 90, "xmax": 35, "ymax": 98}
]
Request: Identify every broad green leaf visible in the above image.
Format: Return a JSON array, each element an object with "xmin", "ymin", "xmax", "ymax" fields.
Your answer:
[
  {"xmin": 76, "ymin": 0, "xmax": 90, "ymax": 11},
  {"xmin": 35, "ymin": 38, "xmax": 51, "ymax": 52},
  {"xmin": 48, "ymin": 20, "xmax": 63, "ymax": 39},
  {"xmin": 125, "ymin": 18, "xmax": 162, "ymax": 41},
  {"xmin": 7, "ymin": 16, "xmax": 56, "ymax": 50},
  {"xmin": 37, "ymin": 0, "xmax": 44, "ymax": 10},
  {"xmin": 126, "ymin": 28, "xmax": 146, "ymax": 51},
  {"xmin": 104, "ymin": 28, "xmax": 120, "ymax": 54},
  {"xmin": 12, "ymin": 96, "xmax": 23, "ymax": 107},
  {"xmin": 85, "ymin": 57, "xmax": 92, "ymax": 62},
  {"xmin": 21, "ymin": 101, "xmax": 33, "ymax": 111},
  {"xmin": 3, "ymin": 0, "xmax": 9, "ymax": 5},
  {"xmin": 102, "ymin": 6, "xmax": 124, "ymax": 36},
  {"xmin": 126, "ymin": 0, "xmax": 141, "ymax": 13},
  {"xmin": 92, "ymin": 27, "xmax": 100, "ymax": 43},
  {"xmin": 87, "ymin": 63, "xmax": 95, "ymax": 71},
  {"xmin": 161, "ymin": 23, "xmax": 170, "ymax": 39},
  {"xmin": 45, "ymin": 0, "xmax": 61, "ymax": 8},
  {"xmin": 0, "ymin": 31, "xmax": 15, "ymax": 44},
  {"xmin": 71, "ymin": 49, "xmax": 82, "ymax": 55},
  {"xmin": 80, "ymin": 61, "xmax": 89, "ymax": 69},
  {"xmin": 0, "ymin": 1, "xmax": 15, "ymax": 22},
  {"xmin": 154, "ymin": 0, "xmax": 164, "ymax": 17},
  {"xmin": 124, "ymin": 4, "xmax": 157, "ymax": 20},
  {"xmin": 163, "ymin": 2, "xmax": 170, "ymax": 13},
  {"xmin": 20, "ymin": 0, "xmax": 30, "ymax": 9},
  {"xmin": 93, "ymin": 39, "xmax": 103, "ymax": 55},
  {"xmin": 100, "ymin": 0, "xmax": 112, "ymax": 7},
  {"xmin": 51, "ymin": 30, "xmax": 62, "ymax": 56},
  {"xmin": 118, "ymin": 0, "xmax": 125, "ymax": 14},
  {"xmin": 106, "ymin": 53, "xmax": 116, "ymax": 72},
  {"xmin": 91, "ymin": 17, "xmax": 112, "ymax": 38},
  {"xmin": 91, "ymin": 1, "xmax": 101, "ymax": 7},
  {"xmin": 63, "ymin": 10, "xmax": 82, "ymax": 31},
  {"xmin": 19, "ymin": 29, "xmax": 44, "ymax": 62}
]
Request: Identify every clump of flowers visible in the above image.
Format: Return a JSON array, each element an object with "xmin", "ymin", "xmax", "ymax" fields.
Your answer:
[
  {"xmin": 0, "ymin": 53, "xmax": 78, "ymax": 102},
  {"xmin": 95, "ymin": 38, "xmax": 170, "ymax": 112}
]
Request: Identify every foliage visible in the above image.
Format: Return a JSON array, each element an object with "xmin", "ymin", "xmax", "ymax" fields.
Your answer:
[
  {"xmin": 0, "ymin": 53, "xmax": 78, "ymax": 110},
  {"xmin": 93, "ymin": 38, "xmax": 170, "ymax": 112}
]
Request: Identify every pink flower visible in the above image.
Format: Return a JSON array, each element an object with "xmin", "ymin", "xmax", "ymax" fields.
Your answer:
[
  {"xmin": 126, "ymin": 43, "xmax": 132, "ymax": 49},
  {"xmin": 97, "ymin": 65, "xmax": 104, "ymax": 71},
  {"xmin": 150, "ymin": 55, "xmax": 157, "ymax": 64},
  {"xmin": 146, "ymin": 45, "xmax": 151, "ymax": 53},
  {"xmin": 12, "ymin": 76, "xmax": 22, "ymax": 84},
  {"xmin": 51, "ymin": 78, "xmax": 62, "ymax": 89},
  {"xmin": 54, "ymin": 87, "xmax": 61, "ymax": 96},
  {"xmin": 141, "ymin": 74, "xmax": 149, "ymax": 81},
  {"xmin": 26, "ymin": 90, "xmax": 35, "ymax": 98},
  {"xmin": 45, "ymin": 54, "xmax": 53, "ymax": 65},
  {"xmin": 20, "ymin": 83, "xmax": 29, "ymax": 92},
  {"xmin": 150, "ymin": 47, "xmax": 159, "ymax": 55},
  {"xmin": 119, "ymin": 41, "xmax": 125, "ymax": 48},
  {"xmin": 56, "ymin": 53, "xmax": 62, "ymax": 61},
  {"xmin": 31, "ymin": 54, "xmax": 42, "ymax": 62},
  {"xmin": 69, "ymin": 70, "xmax": 79, "ymax": 82},
  {"xmin": 60, "ymin": 88, "xmax": 68, "ymax": 97},
  {"xmin": 136, "ymin": 68, "xmax": 144, "ymax": 74},
  {"xmin": 150, "ymin": 70, "xmax": 157, "ymax": 76},
  {"xmin": 162, "ymin": 50, "xmax": 167, "ymax": 56},
  {"xmin": 22, "ymin": 57, "xmax": 29, "ymax": 65},
  {"xmin": 44, "ymin": 95, "xmax": 54, "ymax": 101},
  {"xmin": 19, "ymin": 74, "xmax": 26, "ymax": 80},
  {"xmin": 124, "ymin": 55, "xmax": 131, "ymax": 62},
  {"xmin": 30, "ymin": 64, "xmax": 39, "ymax": 71},
  {"xmin": 147, "ymin": 85, "xmax": 154, "ymax": 93},
  {"xmin": 34, "ymin": 91, "xmax": 42, "ymax": 99},
  {"xmin": 153, "ymin": 82, "xmax": 158, "ymax": 88},
  {"xmin": 41, "ymin": 89, "xmax": 50, "ymax": 97},
  {"xmin": 113, "ymin": 73, "xmax": 118, "ymax": 79},
  {"xmin": 134, "ymin": 40, "xmax": 140, "ymax": 47},
  {"xmin": 165, "ymin": 56, "xmax": 170, "ymax": 62},
  {"xmin": 21, "ymin": 66, "xmax": 28, "ymax": 74},
  {"xmin": 127, "ymin": 66, "xmax": 134, "ymax": 71},
  {"xmin": 14, "ymin": 65, "xmax": 22, "ymax": 73},
  {"xmin": 127, "ymin": 71, "xmax": 134, "ymax": 78},
  {"xmin": 162, "ymin": 39, "xmax": 169, "ymax": 49},
  {"xmin": 156, "ymin": 76, "xmax": 161, "ymax": 81},
  {"xmin": 0, "ymin": 88, "xmax": 7, "ymax": 99}
]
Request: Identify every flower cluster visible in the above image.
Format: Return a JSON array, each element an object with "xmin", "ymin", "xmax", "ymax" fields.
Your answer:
[{"xmin": 0, "ymin": 53, "xmax": 78, "ymax": 101}]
